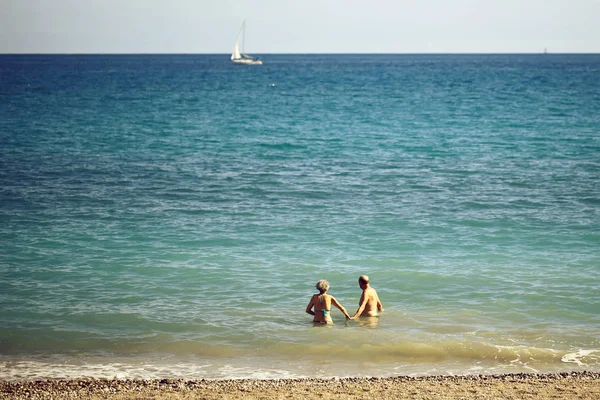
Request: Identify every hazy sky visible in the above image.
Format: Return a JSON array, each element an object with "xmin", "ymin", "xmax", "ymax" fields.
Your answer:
[{"xmin": 2, "ymin": 0, "xmax": 599, "ymax": 53}]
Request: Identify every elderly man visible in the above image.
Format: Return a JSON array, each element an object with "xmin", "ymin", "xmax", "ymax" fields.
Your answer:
[{"xmin": 351, "ymin": 275, "xmax": 383, "ymax": 319}]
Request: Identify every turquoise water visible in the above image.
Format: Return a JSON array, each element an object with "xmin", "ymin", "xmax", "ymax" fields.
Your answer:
[{"xmin": 1, "ymin": 54, "xmax": 599, "ymax": 380}]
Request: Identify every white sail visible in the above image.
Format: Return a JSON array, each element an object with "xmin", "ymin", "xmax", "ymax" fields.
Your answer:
[{"xmin": 231, "ymin": 32, "xmax": 242, "ymax": 60}]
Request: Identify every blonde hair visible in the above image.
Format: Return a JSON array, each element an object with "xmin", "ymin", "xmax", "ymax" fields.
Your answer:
[{"xmin": 315, "ymin": 280, "xmax": 330, "ymax": 293}]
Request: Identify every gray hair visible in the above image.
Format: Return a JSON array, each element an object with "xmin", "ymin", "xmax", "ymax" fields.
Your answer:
[{"xmin": 316, "ymin": 279, "xmax": 330, "ymax": 293}]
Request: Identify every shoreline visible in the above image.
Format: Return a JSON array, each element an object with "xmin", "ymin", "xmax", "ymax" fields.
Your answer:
[{"xmin": 2, "ymin": 371, "xmax": 599, "ymax": 399}]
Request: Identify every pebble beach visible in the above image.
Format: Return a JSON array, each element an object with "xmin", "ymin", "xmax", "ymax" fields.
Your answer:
[{"xmin": 2, "ymin": 372, "xmax": 599, "ymax": 399}]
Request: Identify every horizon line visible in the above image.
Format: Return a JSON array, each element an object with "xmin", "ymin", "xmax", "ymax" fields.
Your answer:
[{"xmin": 1, "ymin": 52, "xmax": 599, "ymax": 56}]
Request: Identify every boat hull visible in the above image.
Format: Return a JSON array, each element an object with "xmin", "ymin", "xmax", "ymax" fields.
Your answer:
[{"xmin": 231, "ymin": 58, "xmax": 263, "ymax": 65}]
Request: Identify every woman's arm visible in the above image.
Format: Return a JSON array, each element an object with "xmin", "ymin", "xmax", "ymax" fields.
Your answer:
[
  {"xmin": 331, "ymin": 296, "xmax": 351, "ymax": 320},
  {"xmin": 305, "ymin": 295, "xmax": 316, "ymax": 316}
]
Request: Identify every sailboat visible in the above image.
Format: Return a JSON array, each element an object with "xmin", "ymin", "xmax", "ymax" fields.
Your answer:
[{"xmin": 231, "ymin": 21, "xmax": 263, "ymax": 65}]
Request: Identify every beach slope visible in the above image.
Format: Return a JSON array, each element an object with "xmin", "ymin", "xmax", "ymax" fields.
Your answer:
[{"xmin": 1, "ymin": 372, "xmax": 599, "ymax": 399}]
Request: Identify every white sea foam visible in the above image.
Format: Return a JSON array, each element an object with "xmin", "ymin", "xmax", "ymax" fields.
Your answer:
[
  {"xmin": 562, "ymin": 349, "xmax": 600, "ymax": 366},
  {"xmin": 0, "ymin": 359, "xmax": 305, "ymax": 382},
  {"xmin": 0, "ymin": 360, "xmax": 212, "ymax": 382}
]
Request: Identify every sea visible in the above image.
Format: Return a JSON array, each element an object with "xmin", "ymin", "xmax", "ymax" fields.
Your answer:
[{"xmin": 1, "ymin": 54, "xmax": 599, "ymax": 381}]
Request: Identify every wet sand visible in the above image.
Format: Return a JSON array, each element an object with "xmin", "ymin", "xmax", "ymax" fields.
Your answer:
[{"xmin": 1, "ymin": 371, "xmax": 599, "ymax": 399}]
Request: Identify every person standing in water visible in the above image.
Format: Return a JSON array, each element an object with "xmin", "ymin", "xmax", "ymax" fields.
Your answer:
[
  {"xmin": 306, "ymin": 280, "xmax": 351, "ymax": 324},
  {"xmin": 352, "ymin": 275, "xmax": 383, "ymax": 319}
]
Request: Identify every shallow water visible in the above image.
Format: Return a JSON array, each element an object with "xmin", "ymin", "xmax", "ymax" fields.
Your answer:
[{"xmin": 1, "ymin": 54, "xmax": 599, "ymax": 380}]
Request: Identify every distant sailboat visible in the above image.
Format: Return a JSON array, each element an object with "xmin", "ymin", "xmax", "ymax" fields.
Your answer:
[
  {"xmin": 231, "ymin": 21, "xmax": 262, "ymax": 65},
  {"xmin": 543, "ymin": 48, "xmax": 548, "ymax": 54}
]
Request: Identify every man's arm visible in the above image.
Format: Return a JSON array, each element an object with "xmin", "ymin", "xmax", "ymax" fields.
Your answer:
[
  {"xmin": 352, "ymin": 293, "xmax": 368, "ymax": 319},
  {"xmin": 375, "ymin": 290, "xmax": 383, "ymax": 311}
]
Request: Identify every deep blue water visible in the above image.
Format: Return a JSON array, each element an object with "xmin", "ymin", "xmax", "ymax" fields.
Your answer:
[{"xmin": 1, "ymin": 54, "xmax": 599, "ymax": 380}]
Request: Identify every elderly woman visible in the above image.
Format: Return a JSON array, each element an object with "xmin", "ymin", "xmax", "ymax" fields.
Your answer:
[{"xmin": 306, "ymin": 279, "xmax": 351, "ymax": 324}]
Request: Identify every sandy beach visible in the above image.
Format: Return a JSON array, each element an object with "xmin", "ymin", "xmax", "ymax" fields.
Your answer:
[{"xmin": 1, "ymin": 372, "xmax": 599, "ymax": 399}]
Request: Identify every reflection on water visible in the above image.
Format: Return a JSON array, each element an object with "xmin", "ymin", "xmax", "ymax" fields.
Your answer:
[
  {"xmin": 353, "ymin": 316, "xmax": 380, "ymax": 329},
  {"xmin": 311, "ymin": 319, "xmax": 352, "ymax": 327}
]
